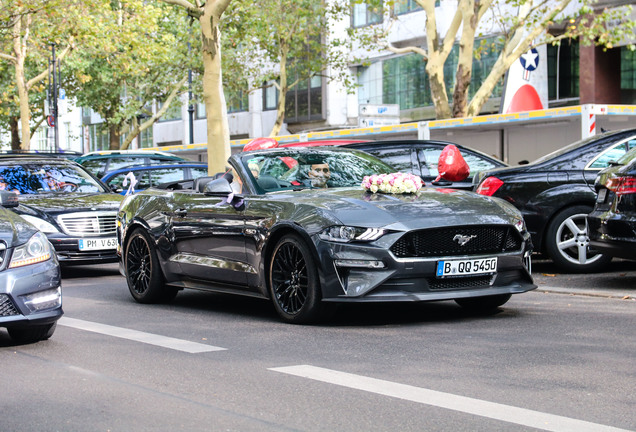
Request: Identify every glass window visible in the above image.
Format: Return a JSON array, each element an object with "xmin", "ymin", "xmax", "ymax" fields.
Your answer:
[
  {"xmin": 108, "ymin": 156, "xmax": 147, "ymax": 173},
  {"xmin": 362, "ymin": 148, "xmax": 414, "ymax": 173},
  {"xmin": 149, "ymin": 168, "xmax": 186, "ymax": 185},
  {"xmin": 191, "ymin": 167, "xmax": 209, "ymax": 179},
  {"xmin": 588, "ymin": 142, "xmax": 634, "ymax": 169},
  {"xmin": 394, "ymin": 0, "xmax": 422, "ymax": 14},
  {"xmin": 0, "ymin": 163, "xmax": 106, "ymax": 195},
  {"xmin": 285, "ymin": 75, "xmax": 324, "ymax": 123},
  {"xmin": 263, "ymin": 81, "xmax": 278, "ymax": 110},
  {"xmin": 158, "ymin": 101, "xmax": 182, "ymax": 121},
  {"xmin": 226, "ymin": 88, "xmax": 249, "ymax": 113},
  {"xmin": 352, "ymin": 1, "xmax": 383, "ymax": 28},
  {"xmin": 547, "ymin": 39, "xmax": 579, "ymax": 101}
]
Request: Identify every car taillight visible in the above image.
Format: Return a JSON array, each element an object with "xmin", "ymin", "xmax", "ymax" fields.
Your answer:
[
  {"xmin": 476, "ymin": 177, "xmax": 504, "ymax": 196},
  {"xmin": 605, "ymin": 176, "xmax": 636, "ymax": 195}
]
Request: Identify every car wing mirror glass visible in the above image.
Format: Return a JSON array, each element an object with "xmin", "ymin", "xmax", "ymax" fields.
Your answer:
[{"xmin": 204, "ymin": 179, "xmax": 245, "ymax": 211}]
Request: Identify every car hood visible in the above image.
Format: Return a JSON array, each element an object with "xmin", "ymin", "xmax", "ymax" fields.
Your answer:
[
  {"xmin": 277, "ymin": 187, "xmax": 522, "ymax": 230},
  {"xmin": 16, "ymin": 193, "xmax": 124, "ymax": 218},
  {"xmin": 0, "ymin": 208, "xmax": 39, "ymax": 248}
]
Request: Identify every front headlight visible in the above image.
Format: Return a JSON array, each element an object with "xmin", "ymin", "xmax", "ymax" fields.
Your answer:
[
  {"xmin": 21, "ymin": 215, "xmax": 59, "ymax": 233},
  {"xmin": 9, "ymin": 231, "xmax": 54, "ymax": 268},
  {"xmin": 318, "ymin": 226, "xmax": 386, "ymax": 243}
]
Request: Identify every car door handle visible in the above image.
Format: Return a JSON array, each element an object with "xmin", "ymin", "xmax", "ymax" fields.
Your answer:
[{"xmin": 174, "ymin": 208, "xmax": 187, "ymax": 217}]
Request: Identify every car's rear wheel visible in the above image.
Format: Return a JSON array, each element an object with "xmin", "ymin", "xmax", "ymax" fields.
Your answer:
[
  {"xmin": 545, "ymin": 205, "xmax": 611, "ymax": 273},
  {"xmin": 268, "ymin": 234, "xmax": 330, "ymax": 324},
  {"xmin": 8, "ymin": 322, "xmax": 57, "ymax": 344},
  {"xmin": 455, "ymin": 294, "xmax": 511, "ymax": 312},
  {"xmin": 125, "ymin": 228, "xmax": 178, "ymax": 303}
]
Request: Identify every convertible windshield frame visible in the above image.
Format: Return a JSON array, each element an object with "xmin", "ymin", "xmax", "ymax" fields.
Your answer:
[{"xmin": 236, "ymin": 148, "xmax": 396, "ymax": 194}]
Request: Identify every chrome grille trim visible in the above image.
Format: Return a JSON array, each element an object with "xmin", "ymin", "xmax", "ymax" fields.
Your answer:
[{"xmin": 57, "ymin": 211, "xmax": 117, "ymax": 236}]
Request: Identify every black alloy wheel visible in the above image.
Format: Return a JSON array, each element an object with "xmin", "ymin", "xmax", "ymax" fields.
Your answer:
[
  {"xmin": 268, "ymin": 234, "xmax": 329, "ymax": 324},
  {"xmin": 125, "ymin": 228, "xmax": 177, "ymax": 303}
]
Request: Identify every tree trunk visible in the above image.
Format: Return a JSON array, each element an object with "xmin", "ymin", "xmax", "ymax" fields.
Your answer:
[
  {"xmin": 269, "ymin": 45, "xmax": 289, "ymax": 137},
  {"xmin": 200, "ymin": 3, "xmax": 232, "ymax": 176},
  {"xmin": 10, "ymin": 117, "xmax": 20, "ymax": 150},
  {"xmin": 13, "ymin": 15, "xmax": 31, "ymax": 150},
  {"xmin": 109, "ymin": 124, "xmax": 120, "ymax": 150},
  {"xmin": 452, "ymin": 1, "xmax": 477, "ymax": 118}
]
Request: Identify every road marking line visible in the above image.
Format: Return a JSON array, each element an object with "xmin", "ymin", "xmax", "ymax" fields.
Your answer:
[
  {"xmin": 269, "ymin": 365, "xmax": 629, "ymax": 432},
  {"xmin": 59, "ymin": 317, "xmax": 226, "ymax": 354}
]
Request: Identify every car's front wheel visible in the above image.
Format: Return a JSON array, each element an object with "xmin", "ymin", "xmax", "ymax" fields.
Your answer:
[
  {"xmin": 268, "ymin": 234, "xmax": 331, "ymax": 324},
  {"xmin": 8, "ymin": 322, "xmax": 57, "ymax": 344},
  {"xmin": 125, "ymin": 228, "xmax": 178, "ymax": 303},
  {"xmin": 545, "ymin": 205, "xmax": 611, "ymax": 273}
]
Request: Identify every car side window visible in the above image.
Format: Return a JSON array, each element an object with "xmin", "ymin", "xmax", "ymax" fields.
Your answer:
[
  {"xmin": 150, "ymin": 168, "xmax": 186, "ymax": 185},
  {"xmin": 191, "ymin": 167, "xmax": 209, "ymax": 179},
  {"xmin": 588, "ymin": 143, "xmax": 629, "ymax": 169},
  {"xmin": 363, "ymin": 148, "xmax": 413, "ymax": 173},
  {"xmin": 108, "ymin": 157, "xmax": 146, "ymax": 172},
  {"xmin": 82, "ymin": 159, "xmax": 108, "ymax": 176}
]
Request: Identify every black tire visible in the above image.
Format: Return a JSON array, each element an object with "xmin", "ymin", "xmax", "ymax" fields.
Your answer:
[
  {"xmin": 125, "ymin": 228, "xmax": 178, "ymax": 303},
  {"xmin": 455, "ymin": 294, "xmax": 511, "ymax": 312},
  {"xmin": 268, "ymin": 234, "xmax": 330, "ymax": 324},
  {"xmin": 8, "ymin": 322, "xmax": 57, "ymax": 344},
  {"xmin": 544, "ymin": 205, "xmax": 611, "ymax": 273}
]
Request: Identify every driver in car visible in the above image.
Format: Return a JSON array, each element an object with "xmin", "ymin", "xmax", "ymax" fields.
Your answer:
[{"xmin": 307, "ymin": 163, "xmax": 331, "ymax": 188}]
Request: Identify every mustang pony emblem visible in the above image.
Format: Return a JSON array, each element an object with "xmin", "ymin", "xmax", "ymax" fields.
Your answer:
[{"xmin": 453, "ymin": 234, "xmax": 477, "ymax": 246}]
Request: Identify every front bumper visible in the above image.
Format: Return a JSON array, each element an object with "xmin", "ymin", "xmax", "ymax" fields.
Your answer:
[
  {"xmin": 587, "ymin": 212, "xmax": 636, "ymax": 260},
  {"xmin": 47, "ymin": 236, "xmax": 118, "ymax": 264},
  {"xmin": 0, "ymin": 258, "xmax": 63, "ymax": 328},
  {"xmin": 313, "ymin": 232, "xmax": 535, "ymax": 303}
]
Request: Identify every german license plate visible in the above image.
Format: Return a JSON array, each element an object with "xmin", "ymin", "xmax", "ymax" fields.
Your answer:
[
  {"xmin": 436, "ymin": 257, "xmax": 497, "ymax": 278},
  {"xmin": 78, "ymin": 237, "xmax": 117, "ymax": 251}
]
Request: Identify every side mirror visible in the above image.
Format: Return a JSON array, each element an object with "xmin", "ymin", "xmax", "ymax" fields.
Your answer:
[
  {"xmin": 0, "ymin": 190, "xmax": 19, "ymax": 208},
  {"xmin": 202, "ymin": 178, "xmax": 234, "ymax": 195}
]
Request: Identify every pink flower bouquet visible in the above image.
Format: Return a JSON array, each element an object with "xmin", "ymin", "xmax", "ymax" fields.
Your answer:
[{"xmin": 361, "ymin": 172, "xmax": 424, "ymax": 194}]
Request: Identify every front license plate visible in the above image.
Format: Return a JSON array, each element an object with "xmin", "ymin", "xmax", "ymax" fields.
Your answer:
[
  {"xmin": 436, "ymin": 257, "xmax": 497, "ymax": 278},
  {"xmin": 78, "ymin": 237, "xmax": 117, "ymax": 251}
]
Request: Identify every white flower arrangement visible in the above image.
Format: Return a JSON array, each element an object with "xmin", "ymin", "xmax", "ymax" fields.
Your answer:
[{"xmin": 361, "ymin": 172, "xmax": 424, "ymax": 194}]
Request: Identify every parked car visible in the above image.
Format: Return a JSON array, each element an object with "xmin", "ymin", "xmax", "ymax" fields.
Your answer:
[
  {"xmin": 117, "ymin": 147, "xmax": 535, "ymax": 324},
  {"xmin": 0, "ymin": 190, "xmax": 63, "ymax": 344},
  {"xmin": 475, "ymin": 128, "xmax": 636, "ymax": 272},
  {"xmin": 280, "ymin": 139, "xmax": 507, "ymax": 190},
  {"xmin": 587, "ymin": 146, "xmax": 636, "ymax": 260},
  {"xmin": 74, "ymin": 149, "xmax": 188, "ymax": 178},
  {"xmin": 101, "ymin": 162, "xmax": 209, "ymax": 194},
  {"xmin": 0, "ymin": 155, "xmax": 123, "ymax": 265}
]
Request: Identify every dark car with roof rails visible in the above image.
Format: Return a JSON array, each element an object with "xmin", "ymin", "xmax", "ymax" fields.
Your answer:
[
  {"xmin": 587, "ymin": 146, "xmax": 636, "ymax": 260},
  {"xmin": 0, "ymin": 154, "xmax": 123, "ymax": 265},
  {"xmin": 74, "ymin": 149, "xmax": 188, "ymax": 178},
  {"xmin": 474, "ymin": 128, "xmax": 636, "ymax": 272},
  {"xmin": 0, "ymin": 190, "xmax": 63, "ymax": 344}
]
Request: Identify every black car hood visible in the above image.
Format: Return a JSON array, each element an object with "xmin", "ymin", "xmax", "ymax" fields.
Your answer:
[
  {"xmin": 16, "ymin": 193, "xmax": 124, "ymax": 218},
  {"xmin": 0, "ymin": 208, "xmax": 39, "ymax": 248},
  {"xmin": 277, "ymin": 187, "xmax": 521, "ymax": 230}
]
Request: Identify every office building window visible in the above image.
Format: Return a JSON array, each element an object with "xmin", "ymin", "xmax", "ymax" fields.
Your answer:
[
  {"xmin": 226, "ymin": 88, "xmax": 249, "ymax": 113},
  {"xmin": 352, "ymin": 1, "xmax": 383, "ymax": 27},
  {"xmin": 263, "ymin": 81, "xmax": 278, "ymax": 110},
  {"xmin": 157, "ymin": 101, "xmax": 182, "ymax": 122},
  {"xmin": 621, "ymin": 46, "xmax": 636, "ymax": 90},
  {"xmin": 285, "ymin": 75, "xmax": 324, "ymax": 123},
  {"xmin": 547, "ymin": 39, "xmax": 579, "ymax": 101}
]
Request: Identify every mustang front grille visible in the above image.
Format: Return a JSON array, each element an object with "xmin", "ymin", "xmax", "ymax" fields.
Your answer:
[
  {"xmin": 390, "ymin": 225, "xmax": 523, "ymax": 258},
  {"xmin": 57, "ymin": 212, "xmax": 117, "ymax": 236},
  {"xmin": 427, "ymin": 275, "xmax": 494, "ymax": 291},
  {"xmin": 0, "ymin": 294, "xmax": 19, "ymax": 317}
]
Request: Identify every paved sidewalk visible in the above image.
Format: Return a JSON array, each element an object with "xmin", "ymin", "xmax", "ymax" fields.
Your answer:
[{"xmin": 532, "ymin": 258, "xmax": 636, "ymax": 300}]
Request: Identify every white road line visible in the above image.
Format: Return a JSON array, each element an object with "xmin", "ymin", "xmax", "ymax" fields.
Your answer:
[
  {"xmin": 270, "ymin": 365, "xmax": 630, "ymax": 432},
  {"xmin": 59, "ymin": 317, "xmax": 226, "ymax": 354}
]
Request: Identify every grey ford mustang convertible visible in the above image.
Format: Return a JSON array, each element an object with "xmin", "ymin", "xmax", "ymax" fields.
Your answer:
[{"xmin": 117, "ymin": 147, "xmax": 535, "ymax": 323}]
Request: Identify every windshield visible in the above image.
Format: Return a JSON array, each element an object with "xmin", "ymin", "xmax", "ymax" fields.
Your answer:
[
  {"xmin": 240, "ymin": 149, "xmax": 396, "ymax": 192},
  {"xmin": 0, "ymin": 163, "xmax": 106, "ymax": 194}
]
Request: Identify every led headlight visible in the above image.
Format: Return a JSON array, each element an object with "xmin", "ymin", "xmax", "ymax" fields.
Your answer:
[
  {"xmin": 23, "ymin": 287, "xmax": 62, "ymax": 312},
  {"xmin": 9, "ymin": 231, "xmax": 53, "ymax": 268},
  {"xmin": 20, "ymin": 215, "xmax": 59, "ymax": 233},
  {"xmin": 318, "ymin": 226, "xmax": 386, "ymax": 243}
]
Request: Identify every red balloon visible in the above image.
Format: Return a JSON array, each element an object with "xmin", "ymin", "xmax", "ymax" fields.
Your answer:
[
  {"xmin": 243, "ymin": 137, "xmax": 279, "ymax": 152},
  {"xmin": 435, "ymin": 144, "xmax": 470, "ymax": 182},
  {"xmin": 506, "ymin": 84, "xmax": 544, "ymax": 113}
]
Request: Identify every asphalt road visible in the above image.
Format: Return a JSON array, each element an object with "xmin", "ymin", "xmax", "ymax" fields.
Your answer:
[{"xmin": 1, "ymin": 260, "xmax": 634, "ymax": 432}]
